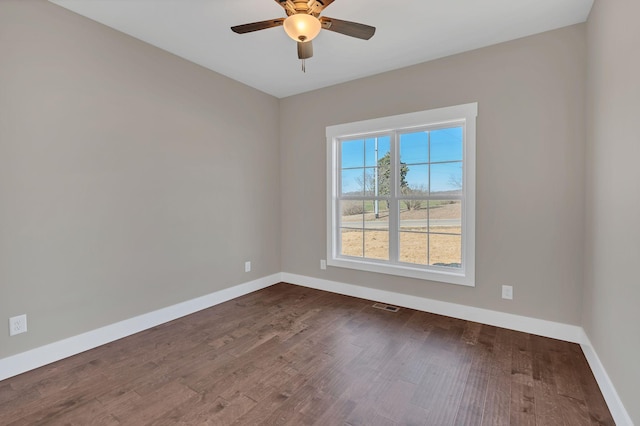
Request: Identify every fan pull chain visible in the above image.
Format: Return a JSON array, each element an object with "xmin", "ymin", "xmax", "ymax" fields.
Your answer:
[{"xmin": 301, "ymin": 59, "xmax": 306, "ymax": 73}]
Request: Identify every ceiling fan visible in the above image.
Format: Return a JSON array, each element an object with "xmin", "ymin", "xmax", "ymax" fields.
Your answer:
[{"xmin": 231, "ymin": 0, "xmax": 376, "ymax": 71}]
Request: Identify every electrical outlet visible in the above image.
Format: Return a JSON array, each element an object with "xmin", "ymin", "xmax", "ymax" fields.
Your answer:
[
  {"xmin": 502, "ymin": 285, "xmax": 513, "ymax": 300},
  {"xmin": 244, "ymin": 261, "xmax": 251, "ymax": 272},
  {"xmin": 9, "ymin": 314, "xmax": 27, "ymax": 336},
  {"xmin": 320, "ymin": 259, "xmax": 326, "ymax": 270}
]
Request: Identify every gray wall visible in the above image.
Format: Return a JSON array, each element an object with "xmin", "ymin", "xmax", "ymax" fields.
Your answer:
[
  {"xmin": 0, "ymin": 0, "xmax": 281, "ymax": 359},
  {"xmin": 584, "ymin": 0, "xmax": 640, "ymax": 423},
  {"xmin": 280, "ymin": 25, "xmax": 587, "ymax": 325}
]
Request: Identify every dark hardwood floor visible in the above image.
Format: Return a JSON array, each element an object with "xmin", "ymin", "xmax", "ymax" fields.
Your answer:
[{"xmin": 0, "ymin": 283, "xmax": 614, "ymax": 425}]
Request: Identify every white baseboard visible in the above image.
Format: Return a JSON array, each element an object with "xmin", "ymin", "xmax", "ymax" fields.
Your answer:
[
  {"xmin": 0, "ymin": 273, "xmax": 281, "ymax": 382},
  {"xmin": 282, "ymin": 273, "xmax": 584, "ymax": 343},
  {"xmin": 580, "ymin": 332, "xmax": 634, "ymax": 426}
]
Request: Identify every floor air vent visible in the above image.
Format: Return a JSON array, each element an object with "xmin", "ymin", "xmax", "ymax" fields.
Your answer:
[{"xmin": 372, "ymin": 303, "xmax": 400, "ymax": 312}]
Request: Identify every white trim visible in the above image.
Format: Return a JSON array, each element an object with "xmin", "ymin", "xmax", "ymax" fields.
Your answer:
[
  {"xmin": 326, "ymin": 103, "xmax": 479, "ymax": 138},
  {"xmin": 282, "ymin": 272, "xmax": 583, "ymax": 342},
  {"xmin": 0, "ymin": 273, "xmax": 281, "ymax": 382},
  {"xmin": 580, "ymin": 332, "xmax": 635, "ymax": 426},
  {"xmin": 326, "ymin": 257, "xmax": 473, "ymax": 286}
]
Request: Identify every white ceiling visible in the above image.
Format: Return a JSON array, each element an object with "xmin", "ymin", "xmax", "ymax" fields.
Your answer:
[{"xmin": 48, "ymin": 0, "xmax": 594, "ymax": 98}]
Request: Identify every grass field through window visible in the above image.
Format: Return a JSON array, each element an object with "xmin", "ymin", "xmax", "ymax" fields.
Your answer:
[{"xmin": 340, "ymin": 202, "xmax": 461, "ymax": 266}]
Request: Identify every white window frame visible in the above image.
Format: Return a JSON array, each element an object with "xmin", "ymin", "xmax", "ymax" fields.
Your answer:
[{"xmin": 326, "ymin": 103, "xmax": 477, "ymax": 286}]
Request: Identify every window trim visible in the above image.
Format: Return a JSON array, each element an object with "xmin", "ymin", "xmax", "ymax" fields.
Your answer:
[{"xmin": 326, "ymin": 103, "xmax": 477, "ymax": 286}]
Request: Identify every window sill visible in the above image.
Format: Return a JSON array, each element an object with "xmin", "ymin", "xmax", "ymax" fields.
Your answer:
[{"xmin": 327, "ymin": 257, "xmax": 475, "ymax": 287}]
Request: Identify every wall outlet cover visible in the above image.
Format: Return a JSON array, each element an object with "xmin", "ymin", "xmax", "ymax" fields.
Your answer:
[
  {"xmin": 9, "ymin": 314, "xmax": 28, "ymax": 336},
  {"xmin": 502, "ymin": 285, "xmax": 513, "ymax": 300}
]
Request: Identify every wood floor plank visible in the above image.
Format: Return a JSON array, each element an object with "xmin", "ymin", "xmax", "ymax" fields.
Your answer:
[
  {"xmin": 344, "ymin": 402, "xmax": 399, "ymax": 426},
  {"xmin": 453, "ymin": 326, "xmax": 494, "ymax": 425},
  {"xmin": 111, "ymin": 381, "xmax": 197, "ymax": 424},
  {"xmin": 158, "ymin": 391, "xmax": 257, "ymax": 426},
  {"xmin": 312, "ymin": 398, "xmax": 357, "ymax": 425},
  {"xmin": 399, "ymin": 402, "xmax": 431, "ymax": 426},
  {"xmin": 0, "ymin": 283, "xmax": 615, "ymax": 425},
  {"xmin": 373, "ymin": 379, "xmax": 417, "ymax": 423},
  {"xmin": 33, "ymin": 398, "xmax": 120, "ymax": 426},
  {"xmin": 509, "ymin": 332, "xmax": 535, "ymax": 426},
  {"xmin": 481, "ymin": 328, "xmax": 513, "ymax": 426},
  {"xmin": 530, "ymin": 334, "xmax": 566, "ymax": 425},
  {"xmin": 230, "ymin": 371, "xmax": 310, "ymax": 425},
  {"xmin": 379, "ymin": 336, "xmax": 431, "ymax": 384},
  {"xmin": 7, "ymin": 373, "xmax": 118, "ymax": 425}
]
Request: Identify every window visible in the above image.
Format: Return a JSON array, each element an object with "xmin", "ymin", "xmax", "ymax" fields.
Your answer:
[{"xmin": 326, "ymin": 103, "xmax": 477, "ymax": 286}]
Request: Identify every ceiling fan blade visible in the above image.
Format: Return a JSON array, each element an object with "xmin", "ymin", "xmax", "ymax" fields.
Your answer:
[
  {"xmin": 319, "ymin": 17, "xmax": 376, "ymax": 40},
  {"xmin": 231, "ymin": 18, "xmax": 285, "ymax": 34},
  {"xmin": 298, "ymin": 40, "xmax": 313, "ymax": 59}
]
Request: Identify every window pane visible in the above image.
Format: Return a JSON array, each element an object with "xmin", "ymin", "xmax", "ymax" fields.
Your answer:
[
  {"xmin": 342, "ymin": 139, "xmax": 364, "ymax": 168},
  {"xmin": 364, "ymin": 230, "xmax": 389, "ymax": 260},
  {"xmin": 365, "ymin": 136, "xmax": 390, "ymax": 167},
  {"xmin": 430, "ymin": 162, "xmax": 462, "ymax": 195},
  {"xmin": 341, "ymin": 200, "xmax": 364, "ymax": 228},
  {"xmin": 364, "ymin": 201, "xmax": 388, "ymax": 230},
  {"xmin": 399, "ymin": 231, "xmax": 427, "ymax": 265},
  {"xmin": 400, "ymin": 131, "xmax": 428, "ymax": 164},
  {"xmin": 341, "ymin": 229, "xmax": 363, "ymax": 257},
  {"xmin": 367, "ymin": 150, "xmax": 392, "ymax": 197},
  {"xmin": 430, "ymin": 127, "xmax": 463, "ymax": 163},
  {"xmin": 404, "ymin": 164, "xmax": 429, "ymax": 194},
  {"xmin": 341, "ymin": 169, "xmax": 364, "ymax": 196},
  {"xmin": 428, "ymin": 200, "xmax": 461, "ymax": 234},
  {"xmin": 429, "ymin": 234, "xmax": 461, "ymax": 268},
  {"xmin": 364, "ymin": 167, "xmax": 387, "ymax": 196},
  {"xmin": 399, "ymin": 200, "xmax": 427, "ymax": 232}
]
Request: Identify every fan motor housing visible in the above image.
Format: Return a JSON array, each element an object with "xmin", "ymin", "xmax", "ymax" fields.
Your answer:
[{"xmin": 281, "ymin": 0, "xmax": 326, "ymax": 17}]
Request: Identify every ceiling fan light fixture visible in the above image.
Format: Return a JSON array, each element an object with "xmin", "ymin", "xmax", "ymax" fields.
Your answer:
[{"xmin": 283, "ymin": 14, "xmax": 321, "ymax": 42}]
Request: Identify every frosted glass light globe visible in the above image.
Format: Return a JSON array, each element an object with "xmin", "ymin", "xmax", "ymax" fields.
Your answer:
[{"xmin": 283, "ymin": 14, "xmax": 321, "ymax": 42}]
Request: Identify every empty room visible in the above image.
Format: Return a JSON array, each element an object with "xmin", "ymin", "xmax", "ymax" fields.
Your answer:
[{"xmin": 1, "ymin": 0, "xmax": 638, "ymax": 424}]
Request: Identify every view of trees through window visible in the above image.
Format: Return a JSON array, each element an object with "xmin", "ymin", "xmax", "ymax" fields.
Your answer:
[{"xmin": 339, "ymin": 127, "xmax": 463, "ymax": 268}]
